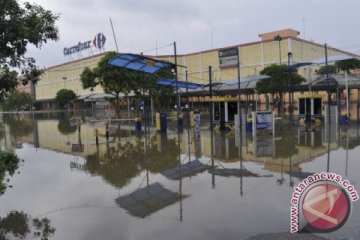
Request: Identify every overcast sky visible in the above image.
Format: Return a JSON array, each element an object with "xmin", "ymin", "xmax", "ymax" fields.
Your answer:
[{"xmin": 25, "ymin": 0, "xmax": 360, "ymax": 68}]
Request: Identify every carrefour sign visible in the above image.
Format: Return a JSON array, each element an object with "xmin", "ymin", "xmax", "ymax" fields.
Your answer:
[{"xmin": 63, "ymin": 33, "xmax": 106, "ymax": 55}]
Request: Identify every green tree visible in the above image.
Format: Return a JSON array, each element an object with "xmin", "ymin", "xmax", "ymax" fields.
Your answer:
[
  {"xmin": 55, "ymin": 89, "xmax": 77, "ymax": 109},
  {"xmin": 315, "ymin": 65, "xmax": 337, "ymax": 75},
  {"xmin": 2, "ymin": 91, "xmax": 33, "ymax": 112},
  {"xmin": 256, "ymin": 64, "xmax": 305, "ymax": 112},
  {"xmin": 142, "ymin": 69, "xmax": 175, "ymax": 111},
  {"xmin": 3, "ymin": 115, "xmax": 34, "ymax": 139},
  {"xmin": 0, "ymin": 0, "xmax": 59, "ymax": 97},
  {"xmin": 80, "ymin": 52, "xmax": 136, "ymax": 116},
  {"xmin": 0, "ymin": 211, "xmax": 56, "ymax": 240},
  {"xmin": 335, "ymin": 58, "xmax": 360, "ymax": 73},
  {"xmin": 0, "ymin": 150, "xmax": 20, "ymax": 195},
  {"xmin": 57, "ymin": 118, "xmax": 77, "ymax": 135}
]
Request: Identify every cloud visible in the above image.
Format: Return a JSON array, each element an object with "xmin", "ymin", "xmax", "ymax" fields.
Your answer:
[{"xmin": 22, "ymin": 0, "xmax": 360, "ymax": 68}]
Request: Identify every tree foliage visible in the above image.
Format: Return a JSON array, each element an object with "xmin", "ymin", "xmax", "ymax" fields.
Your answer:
[
  {"xmin": 3, "ymin": 115, "xmax": 34, "ymax": 138},
  {"xmin": 142, "ymin": 69, "xmax": 175, "ymax": 111},
  {"xmin": 80, "ymin": 51, "xmax": 174, "ymax": 113},
  {"xmin": 0, "ymin": 210, "xmax": 56, "ymax": 239},
  {"xmin": 0, "ymin": 150, "xmax": 19, "ymax": 195},
  {"xmin": 0, "ymin": 0, "xmax": 59, "ymax": 97},
  {"xmin": 80, "ymin": 52, "xmax": 136, "ymax": 114},
  {"xmin": 334, "ymin": 58, "xmax": 360, "ymax": 73},
  {"xmin": 315, "ymin": 65, "xmax": 337, "ymax": 75},
  {"xmin": 84, "ymin": 134, "xmax": 178, "ymax": 188},
  {"xmin": 55, "ymin": 89, "xmax": 77, "ymax": 109},
  {"xmin": 57, "ymin": 117, "xmax": 77, "ymax": 135},
  {"xmin": 2, "ymin": 91, "xmax": 33, "ymax": 111},
  {"xmin": 256, "ymin": 64, "xmax": 306, "ymax": 95}
]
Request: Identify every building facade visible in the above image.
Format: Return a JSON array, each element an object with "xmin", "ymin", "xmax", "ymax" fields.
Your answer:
[{"xmin": 35, "ymin": 29, "xmax": 357, "ymax": 108}]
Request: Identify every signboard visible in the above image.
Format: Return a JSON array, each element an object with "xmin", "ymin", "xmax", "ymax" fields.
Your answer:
[
  {"xmin": 218, "ymin": 47, "xmax": 239, "ymax": 68},
  {"xmin": 69, "ymin": 117, "xmax": 81, "ymax": 127},
  {"xmin": 105, "ymin": 109, "xmax": 115, "ymax": 118},
  {"xmin": 71, "ymin": 144, "xmax": 84, "ymax": 153},
  {"xmin": 63, "ymin": 33, "xmax": 106, "ymax": 55},
  {"xmin": 256, "ymin": 137, "xmax": 273, "ymax": 157},
  {"xmin": 252, "ymin": 111, "xmax": 273, "ymax": 136}
]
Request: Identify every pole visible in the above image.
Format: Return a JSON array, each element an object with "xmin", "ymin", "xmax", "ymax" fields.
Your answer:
[
  {"xmin": 209, "ymin": 66, "xmax": 213, "ymax": 130},
  {"xmin": 174, "ymin": 42, "xmax": 180, "ymax": 123},
  {"xmin": 345, "ymin": 71, "xmax": 349, "ymax": 118},
  {"xmin": 279, "ymin": 40, "xmax": 282, "ymax": 64},
  {"xmin": 174, "ymin": 42, "xmax": 180, "ymax": 135},
  {"xmin": 110, "ymin": 18, "xmax": 119, "ymax": 52},
  {"xmin": 325, "ymin": 44, "xmax": 331, "ymax": 125},
  {"xmin": 141, "ymin": 52, "xmax": 146, "ymax": 134},
  {"xmin": 186, "ymin": 70, "xmax": 190, "ymax": 129},
  {"xmin": 186, "ymin": 70, "xmax": 189, "ymax": 110},
  {"xmin": 237, "ymin": 47, "xmax": 242, "ymax": 133},
  {"xmin": 274, "ymin": 35, "xmax": 282, "ymax": 64},
  {"xmin": 127, "ymin": 96, "xmax": 131, "ymax": 125},
  {"xmin": 288, "ymin": 52, "xmax": 292, "ymax": 116}
]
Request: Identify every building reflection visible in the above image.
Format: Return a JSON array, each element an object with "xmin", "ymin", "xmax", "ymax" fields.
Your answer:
[
  {"xmin": 1, "ymin": 114, "xmax": 359, "ymax": 179},
  {"xmin": 1, "ymin": 114, "xmax": 360, "ymax": 219},
  {"xmin": 0, "ymin": 210, "xmax": 56, "ymax": 239}
]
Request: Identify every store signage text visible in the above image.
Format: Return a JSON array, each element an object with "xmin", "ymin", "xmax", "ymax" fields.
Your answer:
[
  {"xmin": 218, "ymin": 47, "xmax": 239, "ymax": 68},
  {"xmin": 63, "ymin": 33, "xmax": 106, "ymax": 56}
]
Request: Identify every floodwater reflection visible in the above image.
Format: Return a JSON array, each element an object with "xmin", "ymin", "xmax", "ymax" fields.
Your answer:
[
  {"xmin": 0, "ymin": 113, "xmax": 359, "ymax": 239},
  {"xmin": 0, "ymin": 211, "xmax": 56, "ymax": 240}
]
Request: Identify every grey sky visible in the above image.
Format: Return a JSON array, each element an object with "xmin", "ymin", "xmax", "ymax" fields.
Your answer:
[{"xmin": 25, "ymin": 0, "xmax": 360, "ymax": 68}]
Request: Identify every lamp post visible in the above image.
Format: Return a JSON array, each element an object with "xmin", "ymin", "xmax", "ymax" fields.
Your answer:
[
  {"xmin": 274, "ymin": 35, "xmax": 282, "ymax": 64},
  {"xmin": 288, "ymin": 52, "xmax": 293, "ymax": 115},
  {"xmin": 90, "ymin": 87, "xmax": 94, "ymax": 116},
  {"xmin": 62, "ymin": 76, "xmax": 67, "ymax": 89}
]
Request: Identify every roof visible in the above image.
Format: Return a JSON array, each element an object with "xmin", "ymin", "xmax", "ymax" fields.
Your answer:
[
  {"xmin": 76, "ymin": 93, "xmax": 115, "ymax": 101},
  {"xmin": 258, "ymin": 29, "xmax": 300, "ymax": 41},
  {"xmin": 183, "ymin": 74, "xmax": 270, "ymax": 96},
  {"xmin": 161, "ymin": 160, "xmax": 211, "ymax": 180},
  {"xmin": 208, "ymin": 168, "xmax": 272, "ymax": 177},
  {"xmin": 108, "ymin": 53, "xmax": 175, "ymax": 74},
  {"xmin": 115, "ymin": 182, "xmax": 182, "ymax": 218},
  {"xmin": 287, "ymin": 55, "xmax": 355, "ymax": 70},
  {"xmin": 156, "ymin": 79, "xmax": 204, "ymax": 89}
]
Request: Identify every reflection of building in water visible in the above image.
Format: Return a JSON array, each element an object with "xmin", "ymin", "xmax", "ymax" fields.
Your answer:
[
  {"xmin": 0, "ymin": 115, "xmax": 35, "ymax": 150},
  {"xmin": 115, "ymin": 182, "xmax": 184, "ymax": 218},
  {"xmin": 193, "ymin": 126, "xmax": 354, "ymax": 174},
  {"xmin": 6, "ymin": 117, "xmax": 360, "ymax": 178}
]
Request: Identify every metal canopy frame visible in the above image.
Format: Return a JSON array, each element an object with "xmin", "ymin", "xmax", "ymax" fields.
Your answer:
[
  {"xmin": 286, "ymin": 54, "xmax": 354, "ymax": 71},
  {"xmin": 156, "ymin": 79, "xmax": 204, "ymax": 89},
  {"xmin": 108, "ymin": 53, "xmax": 176, "ymax": 74}
]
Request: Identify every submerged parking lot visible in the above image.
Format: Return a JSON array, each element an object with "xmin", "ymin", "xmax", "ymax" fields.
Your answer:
[{"xmin": 0, "ymin": 112, "xmax": 359, "ymax": 239}]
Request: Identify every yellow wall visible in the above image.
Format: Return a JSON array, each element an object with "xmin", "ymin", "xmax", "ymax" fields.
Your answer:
[
  {"xmin": 157, "ymin": 38, "xmax": 351, "ymax": 85},
  {"xmin": 36, "ymin": 34, "xmax": 355, "ymax": 102},
  {"xmin": 36, "ymin": 53, "xmax": 107, "ymax": 101}
]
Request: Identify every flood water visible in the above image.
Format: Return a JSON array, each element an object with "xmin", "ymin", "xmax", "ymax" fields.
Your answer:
[{"xmin": 0, "ymin": 112, "xmax": 359, "ymax": 240}]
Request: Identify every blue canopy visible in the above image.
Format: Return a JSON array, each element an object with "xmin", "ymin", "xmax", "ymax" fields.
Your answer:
[
  {"xmin": 286, "ymin": 62, "xmax": 313, "ymax": 71},
  {"xmin": 108, "ymin": 53, "xmax": 174, "ymax": 74},
  {"xmin": 161, "ymin": 160, "xmax": 211, "ymax": 180},
  {"xmin": 115, "ymin": 182, "xmax": 182, "ymax": 218},
  {"xmin": 157, "ymin": 79, "xmax": 204, "ymax": 89},
  {"xmin": 286, "ymin": 55, "xmax": 354, "ymax": 71}
]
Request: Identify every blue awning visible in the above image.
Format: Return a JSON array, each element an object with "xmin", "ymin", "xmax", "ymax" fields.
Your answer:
[
  {"xmin": 115, "ymin": 182, "xmax": 184, "ymax": 218},
  {"xmin": 286, "ymin": 62, "xmax": 313, "ymax": 71},
  {"xmin": 108, "ymin": 53, "xmax": 174, "ymax": 74},
  {"xmin": 157, "ymin": 79, "xmax": 204, "ymax": 89}
]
